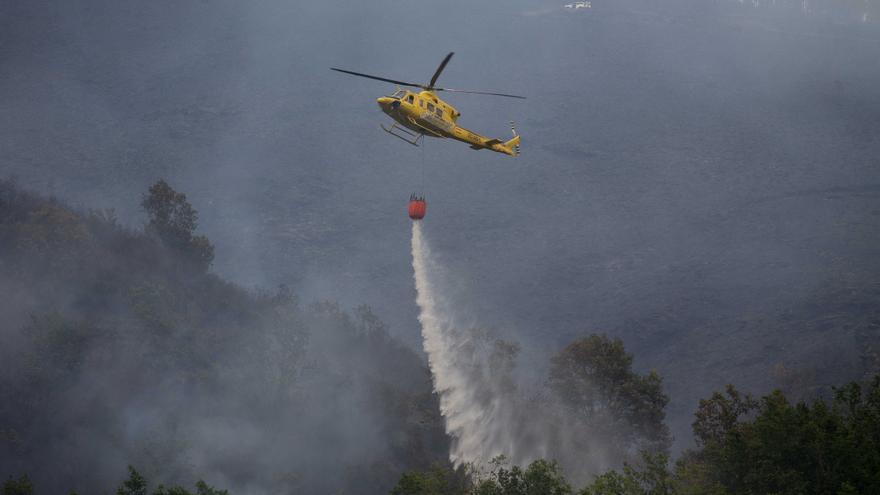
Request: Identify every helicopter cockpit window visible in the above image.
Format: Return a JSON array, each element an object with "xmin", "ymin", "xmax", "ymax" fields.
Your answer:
[
  {"xmin": 407, "ymin": 95, "xmax": 414, "ymax": 104},
  {"xmin": 391, "ymin": 90, "xmax": 406, "ymax": 99}
]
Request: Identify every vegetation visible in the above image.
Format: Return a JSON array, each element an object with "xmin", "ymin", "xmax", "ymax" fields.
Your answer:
[
  {"xmin": 141, "ymin": 179, "xmax": 215, "ymax": 271},
  {"xmin": 0, "ymin": 179, "xmax": 447, "ymax": 494},
  {"xmin": 3, "ymin": 466, "xmax": 227, "ymax": 495},
  {"xmin": 4, "ymin": 179, "xmax": 879, "ymax": 494},
  {"xmin": 472, "ymin": 458, "xmax": 573, "ymax": 495},
  {"xmin": 114, "ymin": 466, "xmax": 228, "ymax": 495},
  {"xmin": 390, "ymin": 463, "xmax": 470, "ymax": 495},
  {"xmin": 669, "ymin": 377, "xmax": 880, "ymax": 494},
  {"xmin": 393, "ymin": 374, "xmax": 880, "ymax": 495},
  {"xmin": 549, "ymin": 334, "xmax": 671, "ymax": 456},
  {"xmin": 2, "ymin": 476, "xmax": 34, "ymax": 495}
]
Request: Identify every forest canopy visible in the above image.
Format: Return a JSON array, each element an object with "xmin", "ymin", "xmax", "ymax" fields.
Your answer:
[
  {"xmin": 2, "ymin": 179, "xmax": 878, "ymax": 495},
  {"xmin": 0, "ymin": 179, "xmax": 447, "ymax": 494},
  {"xmin": 393, "ymin": 374, "xmax": 880, "ymax": 495}
]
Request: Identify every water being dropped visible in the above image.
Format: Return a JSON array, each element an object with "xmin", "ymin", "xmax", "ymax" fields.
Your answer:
[
  {"xmin": 410, "ymin": 222, "xmax": 612, "ymax": 481},
  {"xmin": 411, "ymin": 221, "xmax": 511, "ymax": 467}
]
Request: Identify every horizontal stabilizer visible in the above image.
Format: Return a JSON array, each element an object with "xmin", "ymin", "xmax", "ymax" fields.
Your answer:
[{"xmin": 471, "ymin": 139, "xmax": 501, "ymax": 150}]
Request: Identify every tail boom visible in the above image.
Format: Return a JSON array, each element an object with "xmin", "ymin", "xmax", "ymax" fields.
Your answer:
[{"xmin": 452, "ymin": 123, "xmax": 520, "ymax": 156}]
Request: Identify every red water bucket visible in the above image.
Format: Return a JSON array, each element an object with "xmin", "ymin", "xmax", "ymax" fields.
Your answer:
[{"xmin": 408, "ymin": 194, "xmax": 426, "ymax": 220}]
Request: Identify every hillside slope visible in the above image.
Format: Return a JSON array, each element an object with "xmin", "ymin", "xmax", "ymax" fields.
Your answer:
[{"xmin": 0, "ymin": 179, "xmax": 448, "ymax": 494}]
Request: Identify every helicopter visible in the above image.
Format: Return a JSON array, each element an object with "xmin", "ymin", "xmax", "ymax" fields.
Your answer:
[{"xmin": 332, "ymin": 52, "xmax": 524, "ymax": 156}]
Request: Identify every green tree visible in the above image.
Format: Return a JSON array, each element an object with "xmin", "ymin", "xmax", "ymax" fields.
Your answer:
[
  {"xmin": 690, "ymin": 384, "xmax": 757, "ymax": 447},
  {"xmin": 473, "ymin": 457, "xmax": 572, "ymax": 495},
  {"xmin": 579, "ymin": 470, "xmax": 641, "ymax": 495},
  {"xmin": 2, "ymin": 475, "xmax": 33, "ymax": 495},
  {"xmin": 549, "ymin": 334, "xmax": 671, "ymax": 456},
  {"xmin": 151, "ymin": 481, "xmax": 227, "ymax": 495},
  {"xmin": 115, "ymin": 466, "xmax": 227, "ymax": 495},
  {"xmin": 151, "ymin": 488, "xmax": 191, "ymax": 495},
  {"xmin": 141, "ymin": 179, "xmax": 214, "ymax": 269},
  {"xmin": 579, "ymin": 451, "xmax": 673, "ymax": 495},
  {"xmin": 672, "ymin": 376, "xmax": 880, "ymax": 494},
  {"xmin": 194, "ymin": 480, "xmax": 229, "ymax": 495},
  {"xmin": 390, "ymin": 463, "xmax": 469, "ymax": 495},
  {"xmin": 116, "ymin": 466, "xmax": 147, "ymax": 495}
]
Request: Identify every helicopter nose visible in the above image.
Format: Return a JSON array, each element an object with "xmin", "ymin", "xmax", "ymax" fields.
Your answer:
[
  {"xmin": 377, "ymin": 97, "xmax": 393, "ymax": 110},
  {"xmin": 377, "ymin": 97, "xmax": 400, "ymax": 112}
]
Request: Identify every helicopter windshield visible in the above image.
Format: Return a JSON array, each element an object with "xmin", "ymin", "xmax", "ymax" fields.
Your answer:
[{"xmin": 390, "ymin": 89, "xmax": 406, "ymax": 99}]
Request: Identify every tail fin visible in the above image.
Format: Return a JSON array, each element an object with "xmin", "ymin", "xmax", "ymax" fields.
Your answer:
[{"xmin": 504, "ymin": 121, "xmax": 520, "ymax": 155}]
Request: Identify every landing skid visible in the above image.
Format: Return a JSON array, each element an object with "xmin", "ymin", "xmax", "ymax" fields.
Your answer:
[{"xmin": 381, "ymin": 123, "xmax": 424, "ymax": 147}]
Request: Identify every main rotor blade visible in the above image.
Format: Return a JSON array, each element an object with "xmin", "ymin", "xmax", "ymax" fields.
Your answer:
[
  {"xmin": 330, "ymin": 68, "xmax": 423, "ymax": 88},
  {"xmin": 436, "ymin": 88, "xmax": 527, "ymax": 99},
  {"xmin": 428, "ymin": 52, "xmax": 455, "ymax": 88}
]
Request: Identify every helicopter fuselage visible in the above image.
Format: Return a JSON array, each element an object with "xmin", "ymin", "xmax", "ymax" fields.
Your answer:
[{"xmin": 376, "ymin": 90, "xmax": 519, "ymax": 156}]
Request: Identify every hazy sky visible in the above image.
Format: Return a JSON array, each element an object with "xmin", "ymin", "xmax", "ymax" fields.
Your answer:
[{"xmin": 3, "ymin": 0, "xmax": 879, "ymax": 447}]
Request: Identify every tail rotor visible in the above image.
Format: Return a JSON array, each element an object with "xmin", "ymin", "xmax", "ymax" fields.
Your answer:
[{"xmin": 508, "ymin": 121, "xmax": 520, "ymax": 156}]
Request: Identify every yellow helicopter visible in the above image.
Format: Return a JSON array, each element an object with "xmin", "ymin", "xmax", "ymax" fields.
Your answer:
[{"xmin": 332, "ymin": 52, "xmax": 524, "ymax": 156}]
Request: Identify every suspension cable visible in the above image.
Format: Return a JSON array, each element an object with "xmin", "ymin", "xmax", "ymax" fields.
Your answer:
[{"xmin": 420, "ymin": 135, "xmax": 426, "ymax": 196}]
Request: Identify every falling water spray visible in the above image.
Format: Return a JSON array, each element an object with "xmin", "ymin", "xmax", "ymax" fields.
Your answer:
[
  {"xmin": 411, "ymin": 221, "xmax": 517, "ymax": 467},
  {"xmin": 410, "ymin": 222, "xmax": 615, "ymax": 481}
]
